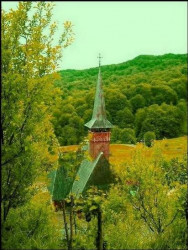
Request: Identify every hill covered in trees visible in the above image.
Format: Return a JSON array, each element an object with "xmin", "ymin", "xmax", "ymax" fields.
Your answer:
[{"xmin": 53, "ymin": 53, "xmax": 187, "ymax": 146}]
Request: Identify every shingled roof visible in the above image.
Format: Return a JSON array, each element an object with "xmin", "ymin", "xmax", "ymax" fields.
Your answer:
[
  {"xmin": 71, "ymin": 152, "xmax": 103, "ymax": 197},
  {"xmin": 48, "ymin": 167, "xmax": 73, "ymax": 201},
  {"xmin": 84, "ymin": 67, "xmax": 113, "ymax": 129},
  {"xmin": 48, "ymin": 152, "xmax": 104, "ymax": 200}
]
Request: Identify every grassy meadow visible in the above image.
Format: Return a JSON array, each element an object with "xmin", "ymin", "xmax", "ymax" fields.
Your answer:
[{"xmin": 59, "ymin": 136, "xmax": 186, "ymax": 163}]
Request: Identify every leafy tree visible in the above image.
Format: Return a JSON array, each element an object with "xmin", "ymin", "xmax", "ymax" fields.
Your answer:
[
  {"xmin": 83, "ymin": 109, "xmax": 93, "ymax": 123},
  {"xmin": 2, "ymin": 195, "xmax": 62, "ymax": 249},
  {"xmin": 177, "ymin": 99, "xmax": 187, "ymax": 135},
  {"xmin": 121, "ymin": 128, "xmax": 136, "ymax": 144},
  {"xmin": 140, "ymin": 104, "xmax": 183, "ymax": 139},
  {"xmin": 111, "ymin": 126, "xmax": 122, "ymax": 143},
  {"xmin": 144, "ymin": 131, "xmax": 156, "ymax": 147},
  {"xmin": 105, "ymin": 89, "xmax": 130, "ymax": 122},
  {"xmin": 60, "ymin": 114, "xmax": 73, "ymax": 127},
  {"xmin": 1, "ymin": 1, "xmax": 74, "ymax": 224},
  {"xmin": 161, "ymin": 157, "xmax": 187, "ymax": 186},
  {"xmin": 60, "ymin": 125, "xmax": 77, "ymax": 145},
  {"xmin": 135, "ymin": 83, "xmax": 152, "ymax": 105},
  {"xmin": 130, "ymin": 94, "xmax": 146, "ymax": 113},
  {"xmin": 76, "ymin": 104, "xmax": 89, "ymax": 117},
  {"xmin": 61, "ymin": 103, "xmax": 76, "ymax": 114},
  {"xmin": 102, "ymin": 144, "xmax": 187, "ymax": 249},
  {"xmin": 135, "ymin": 108, "xmax": 146, "ymax": 138},
  {"xmin": 118, "ymin": 145, "xmax": 187, "ymax": 247},
  {"xmin": 151, "ymin": 85, "xmax": 178, "ymax": 105},
  {"xmin": 115, "ymin": 107, "xmax": 134, "ymax": 128},
  {"xmin": 85, "ymin": 89, "xmax": 95, "ymax": 109},
  {"xmin": 169, "ymin": 77, "xmax": 187, "ymax": 99}
]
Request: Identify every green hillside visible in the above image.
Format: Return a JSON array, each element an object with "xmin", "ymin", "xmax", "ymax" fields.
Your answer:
[
  {"xmin": 57, "ymin": 53, "xmax": 187, "ymax": 90},
  {"xmin": 53, "ymin": 53, "xmax": 187, "ymax": 146}
]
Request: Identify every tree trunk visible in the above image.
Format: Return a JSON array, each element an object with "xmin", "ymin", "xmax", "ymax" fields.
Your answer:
[
  {"xmin": 96, "ymin": 206, "xmax": 103, "ymax": 250},
  {"xmin": 62, "ymin": 200, "xmax": 69, "ymax": 249},
  {"xmin": 73, "ymin": 210, "xmax": 77, "ymax": 235},
  {"xmin": 69, "ymin": 195, "xmax": 74, "ymax": 250},
  {"xmin": 3, "ymin": 201, "xmax": 11, "ymax": 223},
  {"xmin": 186, "ymin": 194, "xmax": 188, "ymax": 249}
]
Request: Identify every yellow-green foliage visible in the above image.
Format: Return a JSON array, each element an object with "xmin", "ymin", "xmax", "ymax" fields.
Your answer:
[
  {"xmin": 2, "ymin": 189, "xmax": 62, "ymax": 250},
  {"xmin": 102, "ymin": 140, "xmax": 187, "ymax": 249},
  {"xmin": 59, "ymin": 137, "xmax": 187, "ymax": 249},
  {"xmin": 1, "ymin": 2, "xmax": 74, "ymax": 249}
]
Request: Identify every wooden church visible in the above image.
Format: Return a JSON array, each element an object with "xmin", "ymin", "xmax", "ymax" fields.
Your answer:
[{"xmin": 49, "ymin": 55, "xmax": 115, "ymax": 205}]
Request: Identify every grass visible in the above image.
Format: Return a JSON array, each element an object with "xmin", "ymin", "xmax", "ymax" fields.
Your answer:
[
  {"xmin": 59, "ymin": 136, "xmax": 187, "ymax": 165},
  {"xmin": 110, "ymin": 136, "xmax": 186, "ymax": 165}
]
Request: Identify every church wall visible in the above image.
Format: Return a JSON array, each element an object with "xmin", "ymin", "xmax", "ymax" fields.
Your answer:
[{"xmin": 89, "ymin": 131, "xmax": 111, "ymax": 159}]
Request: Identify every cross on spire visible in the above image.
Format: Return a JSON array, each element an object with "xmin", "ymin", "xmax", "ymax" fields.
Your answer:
[
  {"xmin": 97, "ymin": 53, "xmax": 103, "ymax": 67},
  {"xmin": 84, "ymin": 54, "xmax": 113, "ymax": 130}
]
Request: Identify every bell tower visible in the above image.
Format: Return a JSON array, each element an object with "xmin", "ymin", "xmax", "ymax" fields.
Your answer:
[{"xmin": 85, "ymin": 54, "xmax": 113, "ymax": 160}]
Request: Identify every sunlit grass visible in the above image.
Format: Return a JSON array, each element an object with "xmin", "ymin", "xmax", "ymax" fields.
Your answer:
[
  {"xmin": 110, "ymin": 136, "xmax": 186, "ymax": 165},
  {"xmin": 59, "ymin": 136, "xmax": 187, "ymax": 164}
]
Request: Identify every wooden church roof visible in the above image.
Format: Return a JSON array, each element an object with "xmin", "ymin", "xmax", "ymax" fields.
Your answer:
[
  {"xmin": 48, "ymin": 167, "xmax": 73, "ymax": 201},
  {"xmin": 71, "ymin": 152, "xmax": 103, "ymax": 197},
  {"xmin": 48, "ymin": 151, "xmax": 114, "ymax": 201},
  {"xmin": 84, "ymin": 67, "xmax": 113, "ymax": 129},
  {"xmin": 48, "ymin": 152, "xmax": 103, "ymax": 200}
]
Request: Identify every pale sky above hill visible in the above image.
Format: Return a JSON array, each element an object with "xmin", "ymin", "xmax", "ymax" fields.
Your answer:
[{"xmin": 2, "ymin": 1, "xmax": 187, "ymax": 70}]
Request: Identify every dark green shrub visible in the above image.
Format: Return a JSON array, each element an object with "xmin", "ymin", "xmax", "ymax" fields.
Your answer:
[{"xmin": 144, "ymin": 131, "xmax": 156, "ymax": 147}]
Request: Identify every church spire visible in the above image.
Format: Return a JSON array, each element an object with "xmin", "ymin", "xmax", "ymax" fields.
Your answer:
[{"xmin": 85, "ymin": 54, "xmax": 113, "ymax": 129}]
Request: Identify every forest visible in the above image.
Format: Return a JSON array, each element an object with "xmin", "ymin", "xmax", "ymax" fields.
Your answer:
[
  {"xmin": 1, "ymin": 2, "xmax": 187, "ymax": 250},
  {"xmin": 53, "ymin": 53, "xmax": 187, "ymax": 146}
]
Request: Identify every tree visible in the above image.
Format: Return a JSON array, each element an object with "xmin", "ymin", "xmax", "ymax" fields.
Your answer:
[
  {"xmin": 111, "ymin": 126, "xmax": 122, "ymax": 143},
  {"xmin": 2, "ymin": 192, "xmax": 62, "ymax": 249},
  {"xmin": 1, "ymin": 2, "xmax": 74, "ymax": 223},
  {"xmin": 168, "ymin": 77, "xmax": 187, "ymax": 99},
  {"xmin": 61, "ymin": 125, "xmax": 77, "ymax": 145},
  {"xmin": 105, "ymin": 89, "xmax": 130, "ymax": 122},
  {"xmin": 135, "ymin": 83, "xmax": 152, "ymax": 105},
  {"xmin": 177, "ymin": 99, "xmax": 187, "ymax": 135},
  {"xmin": 83, "ymin": 109, "xmax": 93, "ymax": 123},
  {"xmin": 144, "ymin": 131, "xmax": 156, "ymax": 147},
  {"xmin": 121, "ymin": 128, "xmax": 136, "ymax": 144},
  {"xmin": 130, "ymin": 94, "xmax": 146, "ymax": 113},
  {"xmin": 139, "ymin": 104, "xmax": 183, "ymax": 139},
  {"xmin": 151, "ymin": 85, "xmax": 178, "ymax": 105},
  {"xmin": 115, "ymin": 108, "xmax": 134, "ymax": 129},
  {"xmin": 73, "ymin": 188, "xmax": 105, "ymax": 250},
  {"xmin": 135, "ymin": 108, "xmax": 146, "ymax": 138},
  {"xmin": 119, "ymin": 145, "xmax": 186, "ymax": 240}
]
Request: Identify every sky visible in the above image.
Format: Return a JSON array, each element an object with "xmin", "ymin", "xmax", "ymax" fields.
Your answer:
[{"xmin": 2, "ymin": 1, "xmax": 187, "ymax": 70}]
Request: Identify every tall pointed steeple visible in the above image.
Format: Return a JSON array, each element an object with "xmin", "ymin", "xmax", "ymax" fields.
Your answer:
[{"xmin": 85, "ymin": 54, "xmax": 113, "ymax": 129}]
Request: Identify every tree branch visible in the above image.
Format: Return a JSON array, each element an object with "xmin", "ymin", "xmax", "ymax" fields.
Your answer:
[{"xmin": 163, "ymin": 212, "xmax": 178, "ymax": 231}]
